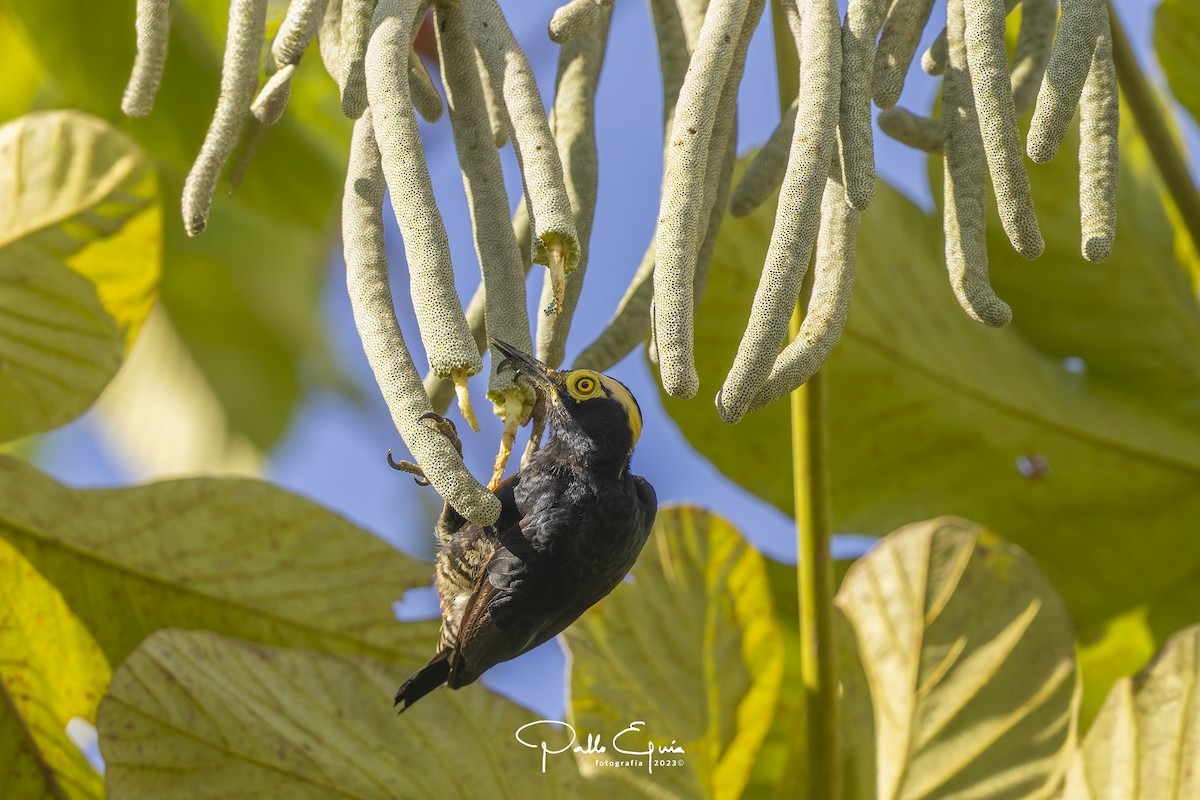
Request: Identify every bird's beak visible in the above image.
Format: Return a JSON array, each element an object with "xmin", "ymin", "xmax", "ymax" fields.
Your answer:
[{"xmin": 489, "ymin": 338, "xmax": 558, "ymax": 393}]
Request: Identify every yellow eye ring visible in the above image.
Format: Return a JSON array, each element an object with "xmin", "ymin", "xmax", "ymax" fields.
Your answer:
[{"xmin": 574, "ymin": 376, "xmax": 596, "ymax": 394}]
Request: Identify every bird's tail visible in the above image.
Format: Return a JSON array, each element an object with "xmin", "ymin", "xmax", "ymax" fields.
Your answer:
[{"xmin": 394, "ymin": 649, "xmax": 453, "ymax": 713}]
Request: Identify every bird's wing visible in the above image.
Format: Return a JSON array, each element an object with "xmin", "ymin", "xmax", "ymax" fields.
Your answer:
[{"xmin": 446, "ymin": 508, "xmax": 576, "ymax": 687}]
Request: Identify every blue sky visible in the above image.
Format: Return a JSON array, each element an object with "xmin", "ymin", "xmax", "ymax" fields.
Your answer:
[{"xmin": 37, "ymin": 0, "xmax": 1190, "ymax": 721}]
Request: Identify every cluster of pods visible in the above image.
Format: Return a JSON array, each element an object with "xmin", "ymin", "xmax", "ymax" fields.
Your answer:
[{"xmin": 123, "ymin": 0, "xmax": 1118, "ymax": 524}]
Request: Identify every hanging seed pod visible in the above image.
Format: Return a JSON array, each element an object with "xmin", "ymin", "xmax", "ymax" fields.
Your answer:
[
  {"xmin": 475, "ymin": 45, "xmax": 511, "ymax": 147},
  {"xmin": 745, "ymin": 158, "xmax": 858, "ymax": 415},
  {"xmin": 343, "ymin": 110, "xmax": 500, "ymax": 525},
  {"xmin": 251, "ymin": 64, "xmax": 295, "ymax": 125},
  {"xmin": 654, "ymin": 0, "xmax": 756, "ymax": 398},
  {"xmin": 731, "ymin": 100, "xmax": 795, "ymax": 217},
  {"xmin": 339, "ymin": 0, "xmax": 378, "ymax": 118},
  {"xmin": 1028, "ymin": 0, "xmax": 1105, "ymax": 163},
  {"xmin": 1010, "ymin": 0, "xmax": 1057, "ymax": 115},
  {"xmin": 1078, "ymin": 16, "xmax": 1117, "ymax": 263},
  {"xmin": 838, "ymin": 0, "xmax": 889, "ymax": 210},
  {"xmin": 424, "ymin": 202, "xmax": 532, "ymax": 415},
  {"xmin": 716, "ymin": 0, "xmax": 841, "ymax": 423},
  {"xmin": 467, "ymin": 0, "xmax": 580, "ymax": 316},
  {"xmin": 367, "ymin": 0, "xmax": 483, "ymax": 428},
  {"xmin": 964, "ymin": 0, "xmax": 1043, "ymax": 258},
  {"xmin": 878, "ymin": 106, "xmax": 944, "ymax": 153},
  {"xmin": 181, "ymin": 0, "xmax": 268, "ymax": 236},
  {"xmin": 922, "ymin": 0, "xmax": 1018, "ymax": 77},
  {"xmin": 317, "ymin": 0, "xmax": 345, "ymax": 81},
  {"xmin": 873, "ymin": 0, "xmax": 935, "ymax": 108},
  {"xmin": 435, "ymin": 0, "xmax": 534, "ymax": 484},
  {"xmin": 122, "ymin": 0, "xmax": 172, "ymax": 117},
  {"xmin": 536, "ymin": 6, "xmax": 612, "ymax": 368},
  {"xmin": 572, "ymin": 0, "xmax": 720, "ymax": 373},
  {"xmin": 267, "ymin": 0, "xmax": 327, "ymax": 72},
  {"xmin": 409, "ymin": 49, "xmax": 444, "ymax": 122},
  {"xmin": 549, "ymin": 0, "xmax": 614, "ymax": 44},
  {"xmin": 943, "ymin": 0, "xmax": 1012, "ymax": 327}
]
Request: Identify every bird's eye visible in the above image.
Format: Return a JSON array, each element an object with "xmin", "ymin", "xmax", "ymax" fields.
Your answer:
[{"xmin": 570, "ymin": 374, "xmax": 598, "ymax": 398}]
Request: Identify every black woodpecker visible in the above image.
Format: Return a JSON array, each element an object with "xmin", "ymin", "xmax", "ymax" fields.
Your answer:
[{"xmin": 393, "ymin": 338, "xmax": 657, "ymax": 712}]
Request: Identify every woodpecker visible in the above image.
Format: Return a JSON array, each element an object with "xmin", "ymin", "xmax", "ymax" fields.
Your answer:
[{"xmin": 393, "ymin": 338, "xmax": 657, "ymax": 711}]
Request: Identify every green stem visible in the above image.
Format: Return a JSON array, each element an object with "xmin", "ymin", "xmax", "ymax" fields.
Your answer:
[
  {"xmin": 771, "ymin": 2, "xmax": 838, "ymax": 799},
  {"xmin": 1107, "ymin": 0, "xmax": 1200, "ymax": 255}
]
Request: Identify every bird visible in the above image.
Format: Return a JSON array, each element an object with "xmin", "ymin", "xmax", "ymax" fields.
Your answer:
[{"xmin": 391, "ymin": 338, "xmax": 657, "ymax": 712}]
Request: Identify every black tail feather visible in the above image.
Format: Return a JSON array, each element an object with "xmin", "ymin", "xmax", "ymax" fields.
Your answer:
[{"xmin": 394, "ymin": 650, "xmax": 452, "ymax": 713}]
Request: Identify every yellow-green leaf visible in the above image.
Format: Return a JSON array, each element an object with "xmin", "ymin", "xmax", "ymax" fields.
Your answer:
[
  {"xmin": 836, "ymin": 518, "xmax": 1078, "ymax": 800},
  {"xmin": 1154, "ymin": 0, "xmax": 1200, "ymax": 130},
  {"xmin": 0, "ymin": 537, "xmax": 108, "ymax": 800},
  {"xmin": 1062, "ymin": 625, "xmax": 1200, "ymax": 799},
  {"xmin": 0, "ymin": 111, "xmax": 161, "ymax": 441},
  {"xmin": 0, "ymin": 111, "xmax": 160, "ymax": 348},
  {"xmin": 0, "ymin": 454, "xmax": 437, "ymax": 667},
  {"xmin": 0, "ymin": 252, "xmax": 121, "ymax": 443},
  {"xmin": 98, "ymin": 629, "xmax": 597, "ymax": 799},
  {"xmin": 564, "ymin": 506, "xmax": 786, "ymax": 800}
]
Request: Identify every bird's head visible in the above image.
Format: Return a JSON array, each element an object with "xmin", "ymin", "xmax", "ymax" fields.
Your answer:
[{"xmin": 490, "ymin": 338, "xmax": 643, "ymax": 469}]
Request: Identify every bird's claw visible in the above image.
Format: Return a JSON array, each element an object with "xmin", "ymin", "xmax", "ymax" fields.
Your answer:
[
  {"xmin": 386, "ymin": 413, "xmax": 464, "ymax": 487},
  {"xmin": 387, "ymin": 450, "xmax": 431, "ymax": 486},
  {"xmin": 417, "ymin": 412, "xmax": 462, "ymax": 458}
]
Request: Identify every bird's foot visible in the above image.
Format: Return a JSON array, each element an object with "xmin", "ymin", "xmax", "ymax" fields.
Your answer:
[{"xmin": 386, "ymin": 413, "xmax": 462, "ymax": 486}]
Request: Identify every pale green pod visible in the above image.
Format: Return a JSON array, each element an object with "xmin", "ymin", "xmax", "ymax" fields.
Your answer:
[
  {"xmin": 475, "ymin": 45, "xmax": 511, "ymax": 147},
  {"xmin": 1028, "ymin": 0, "xmax": 1105, "ymax": 163},
  {"xmin": 317, "ymin": 0, "xmax": 344, "ymax": 82},
  {"xmin": 649, "ymin": 0, "xmax": 690, "ymax": 131},
  {"xmin": 715, "ymin": 0, "xmax": 841, "ymax": 422},
  {"xmin": 943, "ymin": 0, "xmax": 1012, "ymax": 327},
  {"xmin": 654, "ymin": 0, "xmax": 753, "ymax": 398},
  {"xmin": 873, "ymin": 0, "xmax": 935, "ymax": 106},
  {"xmin": 964, "ymin": 0, "xmax": 1043, "ymax": 258},
  {"xmin": 839, "ymin": 0, "xmax": 889, "ymax": 210},
  {"xmin": 366, "ymin": 0, "xmax": 482, "ymax": 382},
  {"xmin": 536, "ymin": 6, "xmax": 613, "ymax": 368},
  {"xmin": 1078, "ymin": 17, "xmax": 1117, "ymax": 263},
  {"xmin": 343, "ymin": 110, "xmax": 500, "ymax": 525},
  {"xmin": 122, "ymin": 0, "xmax": 172, "ymax": 117},
  {"xmin": 878, "ymin": 106, "xmax": 944, "ymax": 153},
  {"xmin": 339, "ymin": 0, "xmax": 379, "ymax": 118},
  {"xmin": 576, "ymin": 0, "xmax": 734, "ymax": 371},
  {"xmin": 467, "ymin": 0, "xmax": 580, "ymax": 316},
  {"xmin": 1011, "ymin": 0, "xmax": 1057, "ymax": 115},
  {"xmin": 922, "ymin": 0, "xmax": 1019, "ymax": 77},
  {"xmin": 731, "ymin": 101, "xmax": 795, "ymax": 217},
  {"xmin": 267, "ymin": 0, "xmax": 326, "ymax": 72},
  {"xmin": 435, "ymin": 0, "xmax": 530, "ymax": 396},
  {"xmin": 181, "ymin": 0, "xmax": 268, "ymax": 236},
  {"xmin": 425, "ymin": 200, "xmax": 532, "ymax": 414},
  {"xmin": 251, "ymin": 63, "xmax": 295, "ymax": 125},
  {"xmin": 549, "ymin": 0, "xmax": 614, "ymax": 44},
  {"xmin": 409, "ymin": 49, "xmax": 444, "ymax": 122},
  {"xmin": 744, "ymin": 160, "xmax": 859, "ymax": 415}
]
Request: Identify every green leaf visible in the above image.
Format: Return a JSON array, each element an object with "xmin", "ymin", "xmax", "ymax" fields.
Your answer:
[
  {"xmin": 564, "ymin": 506, "xmax": 786, "ymax": 800},
  {"xmin": 1154, "ymin": 0, "xmax": 1200, "ymax": 130},
  {"xmin": 1061, "ymin": 625, "xmax": 1200, "ymax": 799},
  {"xmin": 836, "ymin": 518, "xmax": 1078, "ymax": 799},
  {"xmin": 0, "ymin": 538, "xmax": 108, "ymax": 800},
  {"xmin": 0, "ymin": 454, "xmax": 438, "ymax": 668},
  {"xmin": 662, "ymin": 155, "xmax": 1200, "ymax": 708},
  {"xmin": 0, "ymin": 110, "xmax": 160, "ymax": 441},
  {"xmin": 3, "ymin": 0, "xmax": 350, "ymax": 450},
  {"xmin": 98, "ymin": 629, "xmax": 597, "ymax": 799}
]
